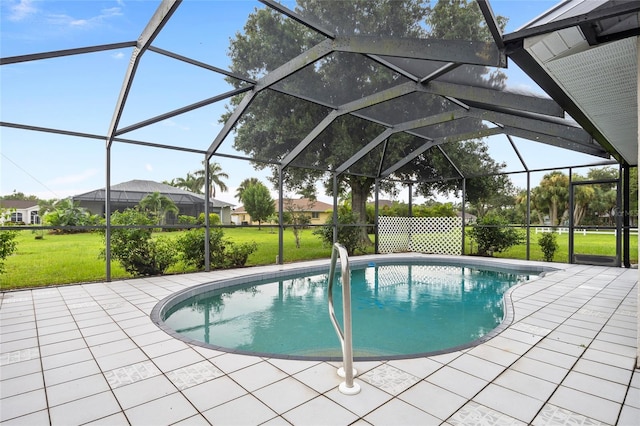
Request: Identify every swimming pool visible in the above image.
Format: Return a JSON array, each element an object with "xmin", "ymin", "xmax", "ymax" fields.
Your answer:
[{"xmin": 152, "ymin": 256, "xmax": 553, "ymax": 360}]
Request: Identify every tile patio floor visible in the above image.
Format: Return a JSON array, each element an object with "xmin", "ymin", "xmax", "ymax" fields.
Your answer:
[{"xmin": 1, "ymin": 255, "xmax": 638, "ymax": 425}]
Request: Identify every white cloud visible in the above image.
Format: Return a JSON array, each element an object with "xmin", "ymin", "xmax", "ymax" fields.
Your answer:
[
  {"xmin": 46, "ymin": 6, "xmax": 122, "ymax": 29},
  {"xmin": 145, "ymin": 164, "xmax": 153, "ymax": 172},
  {"xmin": 8, "ymin": 0, "xmax": 38, "ymax": 21},
  {"xmin": 111, "ymin": 52, "xmax": 125, "ymax": 60},
  {"xmin": 46, "ymin": 169, "xmax": 99, "ymax": 186}
]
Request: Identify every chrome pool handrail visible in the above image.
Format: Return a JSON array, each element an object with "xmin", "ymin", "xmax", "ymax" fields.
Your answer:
[{"xmin": 328, "ymin": 243, "xmax": 360, "ymax": 395}]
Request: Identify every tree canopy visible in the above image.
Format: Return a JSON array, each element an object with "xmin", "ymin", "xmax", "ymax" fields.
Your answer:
[
  {"xmin": 139, "ymin": 192, "xmax": 179, "ymax": 226},
  {"xmin": 224, "ymin": 0, "xmax": 509, "ymax": 241},
  {"xmin": 241, "ymin": 182, "xmax": 275, "ymax": 228}
]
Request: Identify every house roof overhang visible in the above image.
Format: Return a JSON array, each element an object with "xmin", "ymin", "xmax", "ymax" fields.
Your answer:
[{"xmin": 500, "ymin": 0, "xmax": 640, "ymax": 166}]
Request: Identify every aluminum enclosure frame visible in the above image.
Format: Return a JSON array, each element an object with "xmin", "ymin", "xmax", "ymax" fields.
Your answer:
[{"xmin": 0, "ymin": 0, "xmax": 635, "ymax": 280}]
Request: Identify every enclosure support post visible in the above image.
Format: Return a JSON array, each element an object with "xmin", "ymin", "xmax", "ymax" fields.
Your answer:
[
  {"xmin": 332, "ymin": 173, "xmax": 338, "ymax": 245},
  {"xmin": 526, "ymin": 172, "xmax": 531, "ymax": 260},
  {"xmin": 374, "ymin": 179, "xmax": 379, "ymax": 254},
  {"xmin": 461, "ymin": 179, "xmax": 466, "ymax": 255},
  {"xmin": 408, "ymin": 183, "xmax": 413, "ymax": 251},
  {"xmin": 636, "ymin": 36, "xmax": 639, "ymax": 369},
  {"xmin": 616, "ymin": 164, "xmax": 623, "ymax": 267},
  {"xmin": 622, "ymin": 163, "xmax": 630, "ymax": 268},
  {"xmin": 105, "ymin": 145, "xmax": 112, "ymax": 282},
  {"xmin": 568, "ymin": 168, "xmax": 574, "ymax": 264},
  {"xmin": 204, "ymin": 155, "xmax": 211, "ymax": 272},
  {"xmin": 278, "ymin": 166, "xmax": 284, "ymax": 265}
]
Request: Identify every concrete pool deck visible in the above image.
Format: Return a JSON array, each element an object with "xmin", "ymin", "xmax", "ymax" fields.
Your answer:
[{"xmin": 0, "ymin": 254, "xmax": 638, "ymax": 425}]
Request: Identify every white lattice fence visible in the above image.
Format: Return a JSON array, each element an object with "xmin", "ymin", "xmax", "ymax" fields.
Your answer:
[
  {"xmin": 378, "ymin": 216, "xmax": 462, "ymax": 255},
  {"xmin": 378, "ymin": 216, "xmax": 411, "ymax": 253}
]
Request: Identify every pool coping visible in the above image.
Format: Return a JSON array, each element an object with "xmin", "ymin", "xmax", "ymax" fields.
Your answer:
[{"xmin": 150, "ymin": 254, "xmax": 561, "ymax": 362}]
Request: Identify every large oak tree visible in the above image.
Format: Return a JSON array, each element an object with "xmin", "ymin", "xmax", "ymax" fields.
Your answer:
[{"xmin": 223, "ymin": 0, "xmax": 508, "ymax": 242}]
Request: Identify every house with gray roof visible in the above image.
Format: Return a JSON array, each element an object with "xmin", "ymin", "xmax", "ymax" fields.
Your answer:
[{"xmin": 72, "ymin": 180, "xmax": 235, "ymax": 225}]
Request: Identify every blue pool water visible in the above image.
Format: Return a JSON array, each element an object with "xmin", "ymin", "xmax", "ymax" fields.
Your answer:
[{"xmin": 161, "ymin": 262, "xmax": 534, "ymax": 359}]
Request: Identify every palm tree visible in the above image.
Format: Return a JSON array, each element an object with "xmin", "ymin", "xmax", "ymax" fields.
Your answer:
[
  {"xmin": 539, "ymin": 171, "xmax": 569, "ymax": 226},
  {"xmin": 235, "ymin": 177, "xmax": 261, "ymax": 201},
  {"xmin": 139, "ymin": 192, "xmax": 179, "ymax": 225},
  {"xmin": 170, "ymin": 173, "xmax": 203, "ymax": 194},
  {"xmin": 194, "ymin": 161, "xmax": 228, "ymax": 198}
]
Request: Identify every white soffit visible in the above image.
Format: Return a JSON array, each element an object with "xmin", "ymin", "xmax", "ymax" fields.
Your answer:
[{"xmin": 525, "ymin": 32, "xmax": 638, "ymax": 166}]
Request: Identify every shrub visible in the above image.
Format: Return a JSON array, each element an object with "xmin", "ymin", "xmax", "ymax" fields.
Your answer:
[
  {"xmin": 313, "ymin": 206, "xmax": 366, "ymax": 256},
  {"xmin": 178, "ymin": 215, "xmax": 199, "ymax": 227},
  {"xmin": 102, "ymin": 208, "xmax": 177, "ymax": 276},
  {"xmin": 467, "ymin": 213, "xmax": 523, "ymax": 256},
  {"xmin": 177, "ymin": 228, "xmax": 226, "ymax": 269},
  {"xmin": 197, "ymin": 213, "xmax": 221, "ymax": 225},
  {"xmin": 177, "ymin": 228, "xmax": 257, "ymax": 269},
  {"xmin": 225, "ymin": 241, "xmax": 258, "ymax": 267},
  {"xmin": 43, "ymin": 199, "xmax": 102, "ymax": 232},
  {"xmin": 0, "ymin": 230, "xmax": 18, "ymax": 274},
  {"xmin": 538, "ymin": 231, "xmax": 558, "ymax": 262}
]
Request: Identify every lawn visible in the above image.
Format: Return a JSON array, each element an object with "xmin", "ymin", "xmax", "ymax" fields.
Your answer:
[
  {"xmin": 466, "ymin": 229, "xmax": 638, "ymax": 264},
  {"xmin": 0, "ymin": 227, "xmax": 339, "ymax": 290},
  {"xmin": 1, "ymin": 227, "xmax": 636, "ymax": 290}
]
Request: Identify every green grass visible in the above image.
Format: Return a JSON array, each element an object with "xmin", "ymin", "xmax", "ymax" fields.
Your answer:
[
  {"xmin": 466, "ymin": 229, "xmax": 638, "ymax": 264},
  {"xmin": 1, "ymin": 227, "xmax": 635, "ymax": 291},
  {"xmin": 0, "ymin": 228, "xmax": 343, "ymax": 290}
]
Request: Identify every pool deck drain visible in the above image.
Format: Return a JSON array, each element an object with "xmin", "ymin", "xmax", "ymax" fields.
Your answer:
[{"xmin": 0, "ymin": 254, "xmax": 638, "ymax": 425}]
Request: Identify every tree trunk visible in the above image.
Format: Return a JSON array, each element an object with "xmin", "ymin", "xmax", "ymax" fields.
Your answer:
[
  {"xmin": 550, "ymin": 200, "xmax": 558, "ymax": 226},
  {"xmin": 574, "ymin": 205, "xmax": 585, "ymax": 226},
  {"xmin": 349, "ymin": 177, "xmax": 373, "ymax": 245}
]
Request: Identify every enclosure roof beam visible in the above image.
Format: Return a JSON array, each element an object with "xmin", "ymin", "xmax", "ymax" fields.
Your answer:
[
  {"xmin": 106, "ymin": 0, "xmax": 181, "ymax": 149},
  {"xmin": 339, "ymin": 82, "xmax": 417, "ymax": 113},
  {"xmin": 380, "ymin": 126, "xmax": 504, "ymax": 179},
  {"xmin": 115, "ymin": 86, "xmax": 252, "ymax": 136},
  {"xmin": 396, "ymin": 110, "xmax": 470, "ymax": 133},
  {"xmin": 269, "ymin": 86, "xmax": 337, "ymax": 109},
  {"xmin": 437, "ymin": 145, "xmax": 465, "ymax": 179},
  {"xmin": 506, "ymin": 134, "xmax": 529, "ymax": 172},
  {"xmin": 476, "ymin": 0, "xmax": 504, "ymax": 49},
  {"xmin": 0, "ymin": 42, "xmax": 136, "ymax": 65},
  {"xmin": 259, "ymin": 39, "xmax": 334, "ymax": 88},
  {"xmin": 407, "ymin": 126, "xmax": 503, "ymax": 145},
  {"xmin": 280, "ymin": 111, "xmax": 340, "ymax": 168},
  {"xmin": 280, "ymin": 81, "xmax": 433, "ymax": 169},
  {"xmin": 420, "ymin": 80, "xmax": 564, "ymax": 117},
  {"xmin": 380, "ymin": 140, "xmax": 436, "ymax": 178},
  {"xmin": 335, "ymin": 129, "xmax": 394, "ymax": 175},
  {"xmin": 148, "ymin": 46, "xmax": 256, "ymax": 84},
  {"xmin": 501, "ymin": 126, "xmax": 610, "ymax": 158},
  {"xmin": 206, "ymin": 39, "xmax": 334, "ymax": 158},
  {"xmin": 467, "ymin": 108, "xmax": 593, "ymax": 145},
  {"xmin": 1, "ymin": 121, "xmax": 209, "ymax": 154},
  {"xmin": 334, "ymin": 109, "xmax": 469, "ymax": 175},
  {"xmin": 419, "ymin": 62, "xmax": 462, "ymax": 84},
  {"xmin": 333, "ymin": 36, "xmax": 506, "ymax": 68},
  {"xmin": 260, "ymin": 0, "xmax": 336, "ymax": 39},
  {"xmin": 367, "ymin": 55, "xmax": 421, "ymax": 82}
]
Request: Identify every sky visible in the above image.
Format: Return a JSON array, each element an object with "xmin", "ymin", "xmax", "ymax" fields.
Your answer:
[{"xmin": 0, "ymin": 0, "xmax": 612, "ymax": 207}]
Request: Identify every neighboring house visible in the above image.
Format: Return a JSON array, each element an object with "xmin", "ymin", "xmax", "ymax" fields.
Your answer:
[
  {"xmin": 72, "ymin": 180, "xmax": 235, "ymax": 225},
  {"xmin": 0, "ymin": 199, "xmax": 40, "ymax": 225},
  {"xmin": 373, "ymin": 199, "xmax": 394, "ymax": 210},
  {"xmin": 456, "ymin": 211, "xmax": 477, "ymax": 225},
  {"xmin": 232, "ymin": 198, "xmax": 333, "ymax": 225}
]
